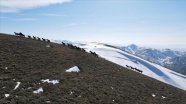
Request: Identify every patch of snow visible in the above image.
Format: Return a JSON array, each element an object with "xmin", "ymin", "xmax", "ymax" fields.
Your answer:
[
  {"xmin": 28, "ymin": 87, "xmax": 32, "ymax": 89},
  {"xmin": 111, "ymin": 87, "xmax": 114, "ymax": 89},
  {"xmin": 70, "ymin": 91, "xmax": 74, "ymax": 95},
  {"xmin": 46, "ymin": 45, "xmax": 50, "ymax": 47},
  {"xmin": 152, "ymin": 93, "xmax": 156, "ymax": 97},
  {"xmin": 5, "ymin": 94, "xmax": 9, "ymax": 97},
  {"xmin": 41, "ymin": 79, "xmax": 59, "ymax": 84},
  {"xmin": 161, "ymin": 96, "xmax": 166, "ymax": 99},
  {"xmin": 33, "ymin": 87, "xmax": 43, "ymax": 94},
  {"xmin": 46, "ymin": 101, "xmax": 51, "ymax": 103},
  {"xmin": 66, "ymin": 66, "xmax": 80, "ymax": 72},
  {"xmin": 14, "ymin": 82, "xmax": 21, "ymax": 90},
  {"xmin": 5, "ymin": 67, "xmax": 8, "ymax": 69}
]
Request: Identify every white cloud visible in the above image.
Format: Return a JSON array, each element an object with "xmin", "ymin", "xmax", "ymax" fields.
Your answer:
[
  {"xmin": 0, "ymin": 0, "xmax": 72, "ymax": 13},
  {"xmin": 61, "ymin": 23, "xmax": 86, "ymax": 28},
  {"xmin": 41, "ymin": 13, "xmax": 67, "ymax": 17},
  {"xmin": 16, "ymin": 18, "xmax": 38, "ymax": 21},
  {"xmin": 62, "ymin": 23, "xmax": 78, "ymax": 28}
]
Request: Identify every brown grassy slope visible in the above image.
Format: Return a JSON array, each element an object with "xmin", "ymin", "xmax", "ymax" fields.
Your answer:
[{"xmin": 0, "ymin": 33, "xmax": 186, "ymax": 104}]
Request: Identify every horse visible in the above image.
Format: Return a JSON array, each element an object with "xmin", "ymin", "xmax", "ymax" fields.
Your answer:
[
  {"xmin": 14, "ymin": 32, "xmax": 19, "ymax": 36},
  {"xmin": 28, "ymin": 35, "xmax": 31, "ymax": 39},
  {"xmin": 81, "ymin": 48, "xmax": 86, "ymax": 52},
  {"xmin": 126, "ymin": 65, "xmax": 130, "ymax": 68},
  {"xmin": 135, "ymin": 68, "xmax": 143, "ymax": 73},
  {"xmin": 37, "ymin": 37, "xmax": 41, "ymax": 41},
  {"xmin": 61, "ymin": 42, "xmax": 66, "ymax": 45},
  {"xmin": 90, "ymin": 51, "xmax": 98, "ymax": 57},
  {"xmin": 42, "ymin": 38, "xmax": 46, "ymax": 42},
  {"xmin": 130, "ymin": 66, "xmax": 135, "ymax": 70},
  {"xmin": 19, "ymin": 32, "xmax": 25, "ymax": 37},
  {"xmin": 14, "ymin": 32, "xmax": 25, "ymax": 37},
  {"xmin": 33, "ymin": 36, "xmax": 36, "ymax": 40}
]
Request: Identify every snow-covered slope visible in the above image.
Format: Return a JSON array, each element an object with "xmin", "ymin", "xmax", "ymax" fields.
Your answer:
[
  {"xmin": 71, "ymin": 42, "xmax": 186, "ymax": 91},
  {"xmin": 164, "ymin": 56, "xmax": 186, "ymax": 74},
  {"xmin": 121, "ymin": 44, "xmax": 139, "ymax": 54},
  {"xmin": 119, "ymin": 44, "xmax": 186, "ymax": 75}
]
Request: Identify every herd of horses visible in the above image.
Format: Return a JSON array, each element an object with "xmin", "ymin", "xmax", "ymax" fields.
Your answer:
[
  {"xmin": 126, "ymin": 65, "xmax": 143, "ymax": 73},
  {"xmin": 14, "ymin": 32, "xmax": 143, "ymax": 74},
  {"xmin": 65, "ymin": 43, "xmax": 85, "ymax": 51},
  {"xmin": 61, "ymin": 42, "xmax": 99, "ymax": 57},
  {"xmin": 14, "ymin": 32, "xmax": 50, "ymax": 42}
]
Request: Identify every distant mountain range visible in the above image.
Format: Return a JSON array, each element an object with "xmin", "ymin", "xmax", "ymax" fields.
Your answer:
[{"xmin": 119, "ymin": 44, "xmax": 186, "ymax": 75}]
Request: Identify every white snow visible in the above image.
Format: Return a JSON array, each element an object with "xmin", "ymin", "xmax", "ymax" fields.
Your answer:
[
  {"xmin": 66, "ymin": 66, "xmax": 80, "ymax": 72},
  {"xmin": 70, "ymin": 91, "xmax": 74, "ymax": 95},
  {"xmin": 46, "ymin": 45, "xmax": 50, "ymax": 47},
  {"xmin": 152, "ymin": 93, "xmax": 156, "ymax": 97},
  {"xmin": 14, "ymin": 82, "xmax": 21, "ymax": 90},
  {"xmin": 5, "ymin": 94, "xmax": 9, "ymax": 97},
  {"xmin": 46, "ymin": 101, "xmax": 51, "ymax": 103},
  {"xmin": 41, "ymin": 79, "xmax": 59, "ymax": 84},
  {"xmin": 28, "ymin": 87, "xmax": 32, "ymax": 89},
  {"xmin": 161, "ymin": 96, "xmax": 166, "ymax": 99},
  {"xmin": 73, "ymin": 42, "xmax": 186, "ymax": 91},
  {"xmin": 33, "ymin": 87, "xmax": 43, "ymax": 94}
]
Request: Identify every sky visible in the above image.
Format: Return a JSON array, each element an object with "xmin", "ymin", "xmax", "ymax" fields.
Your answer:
[{"xmin": 0, "ymin": 0, "xmax": 186, "ymax": 51}]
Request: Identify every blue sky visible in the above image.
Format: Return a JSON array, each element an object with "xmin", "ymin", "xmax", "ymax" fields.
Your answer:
[{"xmin": 0, "ymin": 0, "xmax": 186, "ymax": 51}]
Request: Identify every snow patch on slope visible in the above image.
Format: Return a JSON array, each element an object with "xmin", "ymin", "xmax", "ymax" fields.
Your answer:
[
  {"xmin": 5, "ymin": 94, "xmax": 10, "ymax": 97},
  {"xmin": 33, "ymin": 87, "xmax": 43, "ymax": 94},
  {"xmin": 41, "ymin": 79, "xmax": 59, "ymax": 84},
  {"xmin": 66, "ymin": 66, "xmax": 80, "ymax": 72},
  {"xmin": 14, "ymin": 82, "xmax": 21, "ymax": 90}
]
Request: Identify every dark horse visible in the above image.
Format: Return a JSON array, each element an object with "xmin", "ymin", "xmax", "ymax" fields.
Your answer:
[
  {"xmin": 90, "ymin": 51, "xmax": 98, "ymax": 57},
  {"xmin": 14, "ymin": 32, "xmax": 25, "ymax": 37},
  {"xmin": 134, "ymin": 68, "xmax": 143, "ymax": 73}
]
